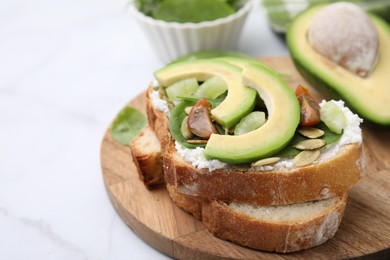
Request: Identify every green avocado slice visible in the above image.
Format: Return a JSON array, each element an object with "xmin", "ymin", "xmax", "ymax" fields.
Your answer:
[
  {"xmin": 154, "ymin": 60, "xmax": 257, "ymax": 128},
  {"xmin": 204, "ymin": 64, "xmax": 300, "ymax": 164},
  {"xmin": 287, "ymin": 4, "xmax": 390, "ymax": 126}
]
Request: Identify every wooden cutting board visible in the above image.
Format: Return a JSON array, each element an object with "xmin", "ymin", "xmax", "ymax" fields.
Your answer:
[{"xmin": 100, "ymin": 57, "xmax": 390, "ymax": 259}]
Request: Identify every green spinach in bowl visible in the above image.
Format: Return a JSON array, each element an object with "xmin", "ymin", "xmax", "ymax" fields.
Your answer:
[{"xmin": 135, "ymin": 0, "xmax": 246, "ymax": 23}]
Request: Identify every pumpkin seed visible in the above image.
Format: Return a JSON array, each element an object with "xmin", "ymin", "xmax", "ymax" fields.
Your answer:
[
  {"xmin": 181, "ymin": 116, "xmax": 193, "ymax": 139},
  {"xmin": 187, "ymin": 139, "xmax": 208, "ymax": 144},
  {"xmin": 294, "ymin": 149, "xmax": 321, "ymax": 167},
  {"xmin": 298, "ymin": 127, "xmax": 325, "ymax": 139},
  {"xmin": 293, "ymin": 139, "xmax": 326, "ymax": 150},
  {"xmin": 251, "ymin": 157, "xmax": 281, "ymax": 167},
  {"xmin": 184, "ymin": 106, "xmax": 193, "ymax": 114}
]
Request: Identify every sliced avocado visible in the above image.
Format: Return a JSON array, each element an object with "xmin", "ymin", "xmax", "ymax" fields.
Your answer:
[
  {"xmin": 204, "ymin": 64, "xmax": 300, "ymax": 164},
  {"xmin": 154, "ymin": 60, "xmax": 257, "ymax": 128},
  {"xmin": 287, "ymin": 4, "xmax": 390, "ymax": 126}
]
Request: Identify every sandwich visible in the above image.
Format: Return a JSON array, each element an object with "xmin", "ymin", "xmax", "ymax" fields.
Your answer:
[{"xmin": 130, "ymin": 57, "xmax": 365, "ymax": 252}]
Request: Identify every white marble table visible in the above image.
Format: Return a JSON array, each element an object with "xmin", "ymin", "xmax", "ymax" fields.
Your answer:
[{"xmin": 0, "ymin": 0, "xmax": 288, "ymax": 259}]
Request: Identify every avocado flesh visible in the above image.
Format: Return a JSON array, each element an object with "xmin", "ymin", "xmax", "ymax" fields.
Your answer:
[
  {"xmin": 154, "ymin": 60, "xmax": 257, "ymax": 128},
  {"xmin": 204, "ymin": 64, "xmax": 300, "ymax": 164},
  {"xmin": 287, "ymin": 5, "xmax": 390, "ymax": 126}
]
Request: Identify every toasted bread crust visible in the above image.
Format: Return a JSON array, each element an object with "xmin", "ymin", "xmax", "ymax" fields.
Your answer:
[
  {"xmin": 130, "ymin": 126, "xmax": 164, "ymax": 188},
  {"xmin": 146, "ymin": 88, "xmax": 173, "ymax": 155},
  {"xmin": 146, "ymin": 85, "xmax": 364, "ymax": 205},
  {"xmin": 164, "ymin": 144, "xmax": 362, "ymax": 205},
  {"xmin": 202, "ymin": 193, "xmax": 347, "ymax": 253}
]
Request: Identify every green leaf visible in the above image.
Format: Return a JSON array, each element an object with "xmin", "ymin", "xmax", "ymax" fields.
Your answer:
[
  {"xmin": 111, "ymin": 106, "xmax": 147, "ymax": 145},
  {"xmin": 224, "ymin": 0, "xmax": 246, "ymax": 10},
  {"xmin": 154, "ymin": 0, "xmax": 235, "ymax": 23},
  {"xmin": 135, "ymin": 0, "xmax": 163, "ymax": 17}
]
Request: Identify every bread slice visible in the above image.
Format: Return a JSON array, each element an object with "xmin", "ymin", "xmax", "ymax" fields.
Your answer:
[
  {"xmin": 146, "ymin": 85, "xmax": 364, "ymax": 205},
  {"xmin": 130, "ymin": 126, "xmax": 164, "ymax": 189},
  {"xmin": 202, "ymin": 193, "xmax": 347, "ymax": 253},
  {"xmin": 167, "ymin": 183, "xmax": 347, "ymax": 253},
  {"xmin": 130, "ymin": 123, "xmax": 348, "ymax": 253}
]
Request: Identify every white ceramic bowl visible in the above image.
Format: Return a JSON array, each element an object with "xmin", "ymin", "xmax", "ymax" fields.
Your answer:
[{"xmin": 130, "ymin": 0, "xmax": 253, "ymax": 63}]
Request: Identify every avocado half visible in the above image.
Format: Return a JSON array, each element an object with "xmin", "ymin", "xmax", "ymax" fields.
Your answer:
[{"xmin": 287, "ymin": 5, "xmax": 390, "ymax": 126}]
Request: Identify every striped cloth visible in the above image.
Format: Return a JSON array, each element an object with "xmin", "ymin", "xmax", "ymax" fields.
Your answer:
[{"xmin": 261, "ymin": 0, "xmax": 390, "ymax": 33}]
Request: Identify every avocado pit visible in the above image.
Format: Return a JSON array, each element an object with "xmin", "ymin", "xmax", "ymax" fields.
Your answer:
[{"xmin": 307, "ymin": 2, "xmax": 379, "ymax": 77}]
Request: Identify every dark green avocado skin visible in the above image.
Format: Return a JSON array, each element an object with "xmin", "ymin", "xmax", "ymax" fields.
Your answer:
[{"xmin": 287, "ymin": 6, "xmax": 390, "ymax": 127}]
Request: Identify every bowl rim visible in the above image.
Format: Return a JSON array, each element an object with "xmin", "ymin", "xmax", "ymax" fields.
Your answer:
[{"xmin": 129, "ymin": 0, "xmax": 253, "ymax": 29}]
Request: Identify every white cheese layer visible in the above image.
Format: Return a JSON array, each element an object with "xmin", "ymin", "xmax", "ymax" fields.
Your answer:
[
  {"xmin": 150, "ymin": 89, "xmax": 170, "ymax": 117},
  {"xmin": 175, "ymin": 141, "xmax": 227, "ymax": 171}
]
